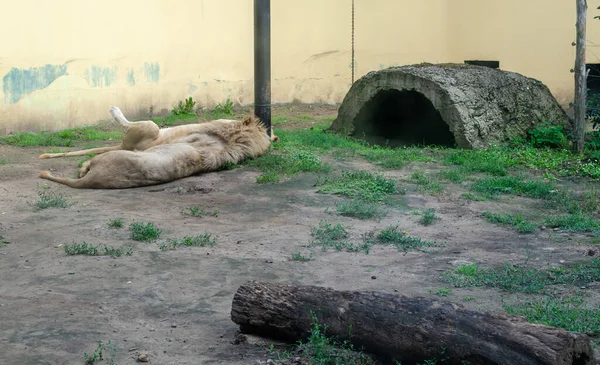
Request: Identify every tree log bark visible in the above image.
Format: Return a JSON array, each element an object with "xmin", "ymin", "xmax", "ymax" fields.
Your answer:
[
  {"xmin": 230, "ymin": 281, "xmax": 594, "ymax": 365},
  {"xmin": 573, "ymin": 0, "xmax": 588, "ymax": 153}
]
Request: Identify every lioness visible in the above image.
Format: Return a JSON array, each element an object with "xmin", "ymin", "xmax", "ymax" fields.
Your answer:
[
  {"xmin": 39, "ymin": 106, "xmax": 278, "ymax": 159},
  {"xmin": 39, "ymin": 114, "xmax": 273, "ymax": 189}
]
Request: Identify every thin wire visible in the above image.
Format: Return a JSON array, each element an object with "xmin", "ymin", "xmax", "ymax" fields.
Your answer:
[{"xmin": 351, "ymin": 0, "xmax": 355, "ymax": 84}]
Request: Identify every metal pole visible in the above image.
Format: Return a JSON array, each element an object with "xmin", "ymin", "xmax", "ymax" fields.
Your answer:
[{"xmin": 254, "ymin": 0, "xmax": 271, "ymax": 137}]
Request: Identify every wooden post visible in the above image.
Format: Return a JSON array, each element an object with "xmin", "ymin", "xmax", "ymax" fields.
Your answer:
[{"xmin": 574, "ymin": 0, "xmax": 588, "ymax": 153}]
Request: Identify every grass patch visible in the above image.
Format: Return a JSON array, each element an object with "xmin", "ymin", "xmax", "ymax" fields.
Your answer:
[
  {"xmin": 266, "ymin": 311, "xmax": 377, "ymax": 365},
  {"xmin": 327, "ymin": 199, "xmax": 387, "ymax": 221},
  {"xmin": 291, "ymin": 252, "xmax": 312, "ymax": 262},
  {"xmin": 0, "ymin": 233, "xmax": 6, "ymax": 248},
  {"xmin": 443, "ymin": 259, "xmax": 600, "ymax": 294},
  {"xmin": 470, "ymin": 175, "xmax": 555, "ymax": 199},
  {"xmin": 409, "ymin": 171, "xmax": 444, "ymax": 194},
  {"xmin": 483, "ymin": 212, "xmax": 537, "ymax": 233},
  {"xmin": 2, "ymin": 126, "xmax": 122, "ymax": 147},
  {"xmin": 543, "ymin": 213, "xmax": 600, "ymax": 234},
  {"xmin": 365, "ymin": 225, "xmax": 442, "ymax": 252},
  {"xmin": 64, "ymin": 241, "xmax": 133, "ymax": 257},
  {"xmin": 437, "ymin": 169, "xmax": 468, "ymax": 183},
  {"xmin": 32, "ymin": 187, "xmax": 75, "ymax": 211},
  {"xmin": 129, "ymin": 222, "xmax": 162, "ymax": 242},
  {"xmin": 153, "ymin": 113, "xmax": 198, "ymax": 127},
  {"xmin": 461, "ymin": 192, "xmax": 489, "ymax": 201},
  {"xmin": 248, "ymin": 149, "xmax": 330, "ymax": 183},
  {"xmin": 159, "ymin": 233, "xmax": 218, "ymax": 251},
  {"xmin": 442, "ymin": 149, "xmax": 513, "ymax": 176},
  {"xmin": 503, "ymin": 296, "xmax": 600, "ymax": 335},
  {"xmin": 181, "ymin": 207, "xmax": 219, "ymax": 217},
  {"xmin": 315, "ymin": 170, "xmax": 397, "ymax": 202},
  {"xmin": 310, "ymin": 220, "xmax": 372, "ymax": 253},
  {"xmin": 107, "ymin": 218, "xmax": 124, "ymax": 229},
  {"xmin": 418, "ymin": 208, "xmax": 438, "ymax": 226}
]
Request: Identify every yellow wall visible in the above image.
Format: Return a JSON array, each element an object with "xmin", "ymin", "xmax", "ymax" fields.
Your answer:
[{"xmin": 0, "ymin": 0, "xmax": 598, "ymax": 133}]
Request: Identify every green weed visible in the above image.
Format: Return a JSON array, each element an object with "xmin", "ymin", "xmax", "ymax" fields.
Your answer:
[
  {"xmin": 470, "ymin": 175, "xmax": 555, "ymax": 199},
  {"xmin": 310, "ymin": 220, "xmax": 372, "ymax": 253},
  {"xmin": 107, "ymin": 218, "xmax": 125, "ymax": 229},
  {"xmin": 84, "ymin": 340, "xmax": 117, "ymax": 365},
  {"xmin": 64, "ymin": 241, "xmax": 133, "ymax": 258},
  {"xmin": 210, "ymin": 98, "xmax": 234, "ymax": 118},
  {"xmin": 528, "ymin": 122, "xmax": 568, "ymax": 149},
  {"xmin": 365, "ymin": 225, "xmax": 442, "ymax": 252},
  {"xmin": 430, "ymin": 288, "xmax": 452, "ymax": 297},
  {"xmin": 129, "ymin": 222, "xmax": 162, "ymax": 242},
  {"xmin": 443, "ymin": 259, "xmax": 600, "ymax": 294},
  {"xmin": 291, "ymin": 252, "xmax": 312, "ymax": 262},
  {"xmin": 159, "ymin": 233, "xmax": 218, "ymax": 251},
  {"xmin": 543, "ymin": 213, "xmax": 600, "ymax": 234},
  {"xmin": 460, "ymin": 192, "xmax": 489, "ymax": 201},
  {"xmin": 32, "ymin": 187, "xmax": 75, "ymax": 211},
  {"xmin": 172, "ymin": 97, "xmax": 196, "ymax": 116},
  {"xmin": 504, "ymin": 296, "xmax": 600, "ymax": 335},
  {"xmin": 482, "ymin": 212, "xmax": 537, "ymax": 233},
  {"xmin": 2, "ymin": 127, "xmax": 122, "ymax": 147},
  {"xmin": 181, "ymin": 207, "xmax": 219, "ymax": 217},
  {"xmin": 0, "ymin": 233, "xmax": 7, "ymax": 248},
  {"xmin": 437, "ymin": 169, "xmax": 467, "ymax": 183},
  {"xmin": 249, "ymin": 149, "xmax": 330, "ymax": 183},
  {"xmin": 315, "ymin": 170, "xmax": 397, "ymax": 202},
  {"xmin": 441, "ymin": 149, "xmax": 514, "ymax": 176},
  {"xmin": 419, "ymin": 208, "xmax": 438, "ymax": 226},
  {"xmin": 328, "ymin": 199, "xmax": 388, "ymax": 221},
  {"xmin": 409, "ymin": 171, "xmax": 444, "ymax": 195}
]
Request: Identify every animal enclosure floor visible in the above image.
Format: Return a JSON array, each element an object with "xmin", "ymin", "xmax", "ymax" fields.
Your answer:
[{"xmin": 1, "ymin": 112, "xmax": 599, "ymax": 364}]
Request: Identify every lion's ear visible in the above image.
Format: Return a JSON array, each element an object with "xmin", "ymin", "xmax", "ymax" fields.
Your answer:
[{"xmin": 242, "ymin": 116, "xmax": 255, "ymax": 126}]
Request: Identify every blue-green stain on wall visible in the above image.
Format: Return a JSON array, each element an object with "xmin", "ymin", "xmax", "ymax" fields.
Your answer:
[
  {"xmin": 188, "ymin": 83, "xmax": 198, "ymax": 93},
  {"xmin": 84, "ymin": 66, "xmax": 117, "ymax": 88},
  {"xmin": 127, "ymin": 70, "xmax": 136, "ymax": 86},
  {"xmin": 143, "ymin": 62, "xmax": 160, "ymax": 83},
  {"xmin": 2, "ymin": 64, "xmax": 68, "ymax": 104}
]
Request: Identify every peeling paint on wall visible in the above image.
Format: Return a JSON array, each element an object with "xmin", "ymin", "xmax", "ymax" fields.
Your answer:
[
  {"xmin": 127, "ymin": 70, "xmax": 136, "ymax": 86},
  {"xmin": 84, "ymin": 65, "xmax": 117, "ymax": 88},
  {"xmin": 143, "ymin": 62, "xmax": 160, "ymax": 83},
  {"xmin": 2, "ymin": 64, "xmax": 68, "ymax": 104}
]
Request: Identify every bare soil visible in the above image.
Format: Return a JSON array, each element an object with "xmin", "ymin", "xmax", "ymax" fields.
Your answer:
[{"xmin": 0, "ymin": 105, "xmax": 598, "ymax": 364}]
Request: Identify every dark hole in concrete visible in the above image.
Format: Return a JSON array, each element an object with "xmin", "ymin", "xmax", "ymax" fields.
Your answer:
[
  {"xmin": 352, "ymin": 89, "xmax": 456, "ymax": 148},
  {"xmin": 464, "ymin": 60, "xmax": 500, "ymax": 69}
]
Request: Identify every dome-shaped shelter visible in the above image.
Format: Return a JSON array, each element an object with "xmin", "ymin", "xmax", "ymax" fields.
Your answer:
[{"xmin": 327, "ymin": 63, "xmax": 572, "ymax": 149}]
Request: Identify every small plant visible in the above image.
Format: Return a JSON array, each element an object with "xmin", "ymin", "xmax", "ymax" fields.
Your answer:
[
  {"xmin": 409, "ymin": 171, "xmax": 444, "ymax": 195},
  {"xmin": 463, "ymin": 296, "xmax": 474, "ymax": 301},
  {"xmin": 309, "ymin": 220, "xmax": 372, "ymax": 254},
  {"xmin": 0, "ymin": 233, "xmax": 7, "ymax": 248},
  {"xmin": 503, "ymin": 296, "xmax": 600, "ymax": 335},
  {"xmin": 172, "ymin": 96, "xmax": 196, "ymax": 116},
  {"xmin": 129, "ymin": 222, "xmax": 162, "ymax": 242},
  {"xmin": 291, "ymin": 252, "xmax": 312, "ymax": 262},
  {"xmin": 64, "ymin": 241, "xmax": 133, "ymax": 258},
  {"xmin": 483, "ymin": 212, "xmax": 536, "ymax": 233},
  {"xmin": 366, "ymin": 225, "xmax": 441, "ymax": 252},
  {"xmin": 181, "ymin": 207, "xmax": 219, "ymax": 217},
  {"xmin": 84, "ymin": 340, "xmax": 117, "ymax": 365},
  {"xmin": 430, "ymin": 288, "xmax": 452, "ymax": 297},
  {"xmin": 419, "ymin": 208, "xmax": 438, "ymax": 226},
  {"xmin": 442, "ymin": 259, "xmax": 600, "ymax": 294},
  {"xmin": 159, "ymin": 233, "xmax": 218, "ymax": 251},
  {"xmin": 107, "ymin": 218, "xmax": 125, "ymax": 228},
  {"xmin": 315, "ymin": 170, "xmax": 397, "ymax": 202},
  {"xmin": 329, "ymin": 199, "xmax": 387, "ymax": 221},
  {"xmin": 32, "ymin": 186, "xmax": 75, "ymax": 211},
  {"xmin": 527, "ymin": 122, "xmax": 568, "ymax": 148},
  {"xmin": 210, "ymin": 98, "xmax": 234, "ymax": 118}
]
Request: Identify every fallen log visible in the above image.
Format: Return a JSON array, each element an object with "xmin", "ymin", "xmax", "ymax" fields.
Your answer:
[{"xmin": 230, "ymin": 281, "xmax": 594, "ymax": 365}]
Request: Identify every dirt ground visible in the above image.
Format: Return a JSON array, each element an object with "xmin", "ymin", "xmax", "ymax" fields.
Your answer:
[{"xmin": 0, "ymin": 104, "xmax": 599, "ymax": 365}]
